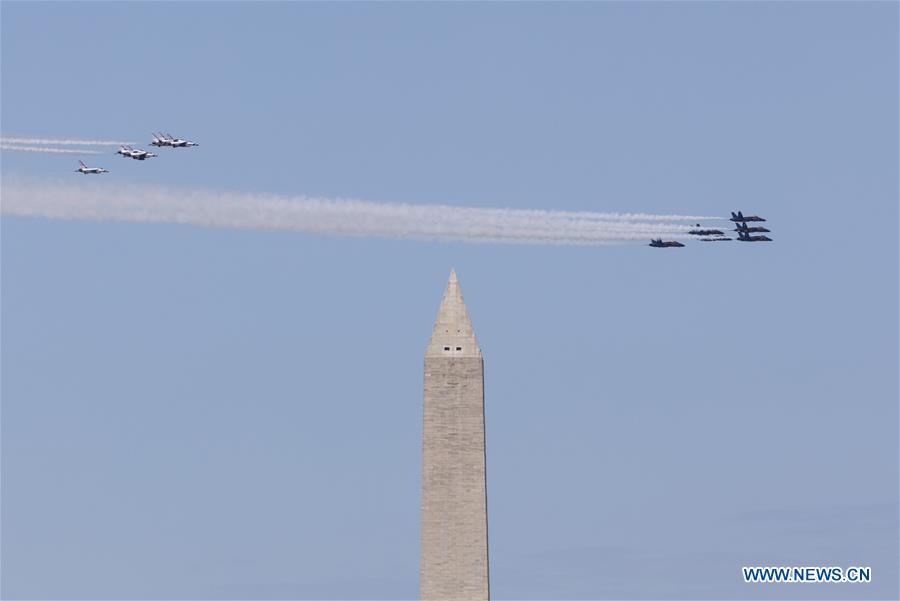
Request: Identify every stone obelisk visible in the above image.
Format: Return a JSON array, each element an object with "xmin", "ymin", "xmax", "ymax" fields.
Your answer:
[{"xmin": 420, "ymin": 270, "xmax": 489, "ymax": 601}]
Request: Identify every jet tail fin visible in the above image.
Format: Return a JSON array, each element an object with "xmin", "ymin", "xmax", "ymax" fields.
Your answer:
[{"xmin": 79, "ymin": 160, "xmax": 86, "ymax": 167}]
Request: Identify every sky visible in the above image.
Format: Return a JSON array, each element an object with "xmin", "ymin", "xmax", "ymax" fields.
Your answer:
[{"xmin": 2, "ymin": 2, "xmax": 898, "ymax": 600}]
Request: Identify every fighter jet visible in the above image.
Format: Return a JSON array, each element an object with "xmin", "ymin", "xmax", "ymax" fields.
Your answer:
[
  {"xmin": 699, "ymin": 237, "xmax": 732, "ymax": 242},
  {"xmin": 689, "ymin": 228, "xmax": 725, "ymax": 236},
  {"xmin": 117, "ymin": 146, "xmax": 158, "ymax": 160},
  {"xmin": 74, "ymin": 160, "xmax": 109, "ymax": 174},
  {"xmin": 734, "ymin": 223, "xmax": 770, "ymax": 234},
  {"xmin": 649, "ymin": 238, "xmax": 685, "ymax": 248},
  {"xmin": 736, "ymin": 231, "xmax": 772, "ymax": 242},
  {"xmin": 164, "ymin": 132, "xmax": 198, "ymax": 148},
  {"xmin": 167, "ymin": 133, "xmax": 198, "ymax": 147},
  {"xmin": 129, "ymin": 147, "xmax": 158, "ymax": 159},
  {"xmin": 149, "ymin": 132, "xmax": 198, "ymax": 148},
  {"xmin": 730, "ymin": 211, "xmax": 766, "ymax": 222},
  {"xmin": 150, "ymin": 133, "xmax": 171, "ymax": 147}
]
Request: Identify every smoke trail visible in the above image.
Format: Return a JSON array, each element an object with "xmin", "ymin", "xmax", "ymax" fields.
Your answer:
[
  {"xmin": 2, "ymin": 178, "xmax": 712, "ymax": 246},
  {"xmin": 1, "ymin": 144, "xmax": 104, "ymax": 155},
  {"xmin": 468, "ymin": 207, "xmax": 721, "ymax": 223},
  {"xmin": 1, "ymin": 136, "xmax": 134, "ymax": 146}
]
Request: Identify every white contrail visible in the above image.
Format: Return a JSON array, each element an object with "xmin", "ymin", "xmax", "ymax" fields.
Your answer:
[
  {"xmin": 470, "ymin": 207, "xmax": 721, "ymax": 223},
  {"xmin": 1, "ymin": 144, "xmax": 104, "ymax": 155},
  {"xmin": 1, "ymin": 178, "xmax": 715, "ymax": 245},
  {"xmin": 1, "ymin": 136, "xmax": 134, "ymax": 146}
]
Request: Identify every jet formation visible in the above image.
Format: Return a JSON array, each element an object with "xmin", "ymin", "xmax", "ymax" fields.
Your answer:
[
  {"xmin": 75, "ymin": 131, "xmax": 198, "ymax": 173},
  {"xmin": 731, "ymin": 210, "xmax": 772, "ymax": 242},
  {"xmin": 72, "ymin": 144, "xmax": 775, "ymax": 251},
  {"xmin": 650, "ymin": 210, "xmax": 773, "ymax": 248}
]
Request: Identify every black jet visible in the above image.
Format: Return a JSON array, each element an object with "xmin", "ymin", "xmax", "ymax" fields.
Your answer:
[
  {"xmin": 699, "ymin": 236, "xmax": 732, "ymax": 242},
  {"xmin": 730, "ymin": 211, "xmax": 766, "ymax": 222},
  {"xmin": 734, "ymin": 223, "xmax": 770, "ymax": 233},
  {"xmin": 736, "ymin": 231, "xmax": 772, "ymax": 242},
  {"xmin": 689, "ymin": 228, "xmax": 725, "ymax": 236},
  {"xmin": 649, "ymin": 238, "xmax": 685, "ymax": 248}
]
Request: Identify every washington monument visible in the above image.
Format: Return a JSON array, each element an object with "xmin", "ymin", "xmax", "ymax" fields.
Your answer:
[
  {"xmin": 420, "ymin": 270, "xmax": 490, "ymax": 600},
  {"xmin": 419, "ymin": 271, "xmax": 489, "ymax": 601}
]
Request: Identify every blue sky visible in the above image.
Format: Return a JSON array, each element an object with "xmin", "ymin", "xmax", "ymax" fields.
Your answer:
[{"xmin": 2, "ymin": 2, "xmax": 897, "ymax": 599}]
